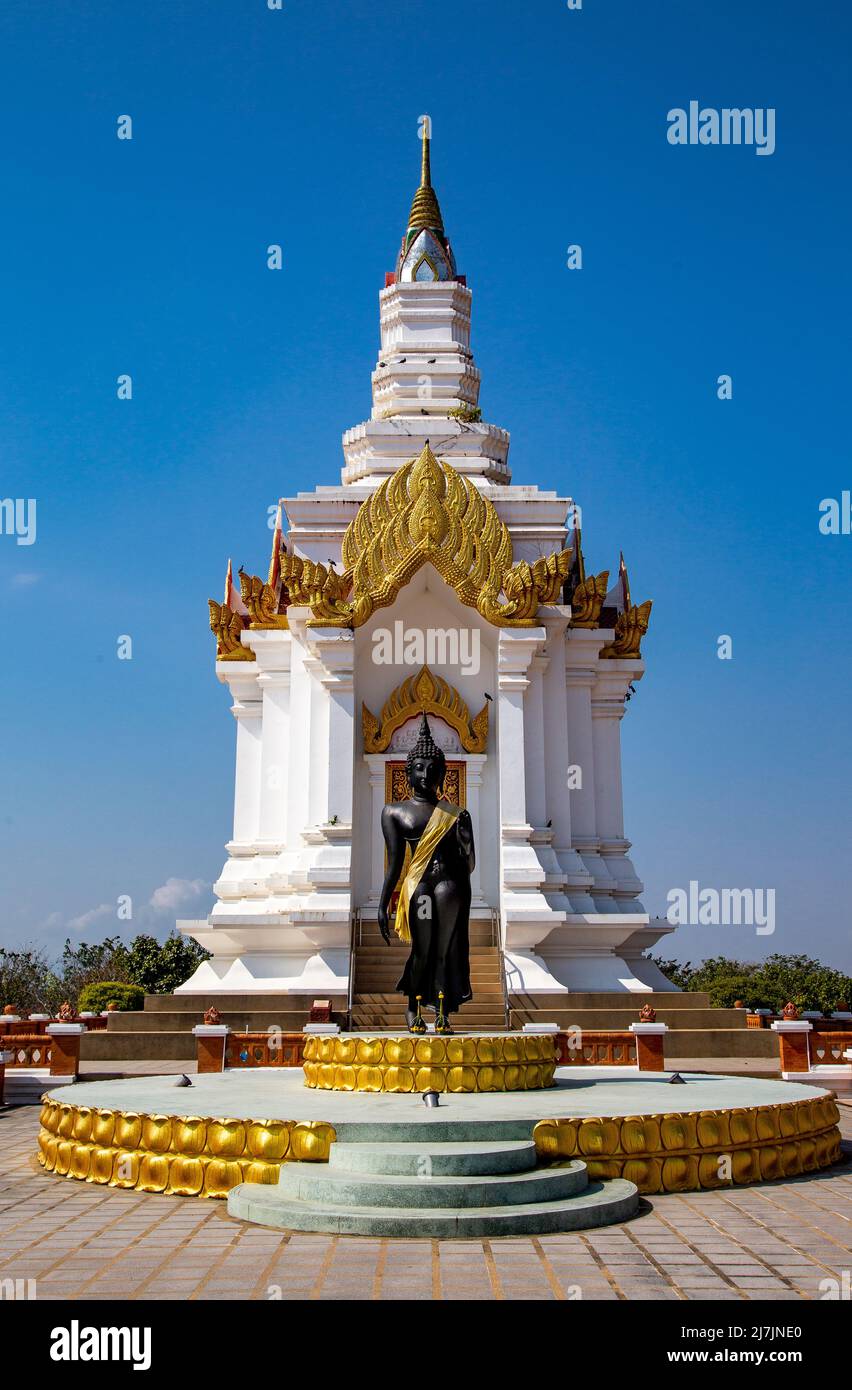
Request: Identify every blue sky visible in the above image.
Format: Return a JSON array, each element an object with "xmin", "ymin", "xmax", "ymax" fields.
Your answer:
[{"xmin": 0, "ymin": 0, "xmax": 849, "ymax": 972}]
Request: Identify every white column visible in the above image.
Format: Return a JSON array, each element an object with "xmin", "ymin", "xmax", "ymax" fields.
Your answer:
[
  {"xmin": 497, "ymin": 629, "xmax": 540, "ymax": 827},
  {"xmin": 563, "ymin": 630, "xmax": 616, "ymax": 908},
  {"xmin": 216, "ymin": 663, "xmax": 262, "ymax": 849},
  {"xmin": 304, "ymin": 628, "xmax": 355, "ymax": 829},
  {"xmin": 251, "ymin": 631, "xmax": 293, "ymax": 848},
  {"xmin": 364, "ymin": 754, "xmax": 389, "ymax": 904},
  {"xmin": 542, "ymin": 616, "xmax": 593, "ymax": 907},
  {"xmin": 465, "ymin": 754, "xmax": 486, "ymax": 906},
  {"xmin": 294, "ymin": 628, "xmax": 355, "ymax": 942},
  {"xmin": 524, "ymin": 653, "xmax": 549, "ymax": 828},
  {"xmin": 592, "ymin": 659, "xmax": 646, "ymax": 904},
  {"xmin": 591, "ymin": 689, "xmax": 625, "ymax": 842},
  {"xmin": 497, "ymin": 627, "xmax": 566, "ymax": 988}
]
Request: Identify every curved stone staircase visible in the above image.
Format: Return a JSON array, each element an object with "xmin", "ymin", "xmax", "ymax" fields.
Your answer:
[{"xmin": 228, "ymin": 1124, "xmax": 639, "ymax": 1237}]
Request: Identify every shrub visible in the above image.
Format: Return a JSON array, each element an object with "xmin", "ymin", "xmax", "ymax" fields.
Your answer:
[{"xmin": 77, "ymin": 981, "xmax": 144, "ymax": 1013}]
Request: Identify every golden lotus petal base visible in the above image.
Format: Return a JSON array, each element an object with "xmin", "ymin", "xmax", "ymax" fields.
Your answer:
[
  {"xmin": 37, "ymin": 1098, "xmax": 335, "ymax": 1200},
  {"xmin": 301, "ymin": 1032, "xmax": 558, "ymax": 1092},
  {"xmin": 533, "ymin": 1094, "xmax": 842, "ymax": 1194},
  {"xmin": 35, "ymin": 1081, "xmax": 842, "ymax": 1200}
]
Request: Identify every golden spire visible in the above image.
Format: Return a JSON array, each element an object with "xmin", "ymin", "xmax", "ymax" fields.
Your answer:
[{"xmin": 407, "ymin": 125, "xmax": 445, "ymax": 238}]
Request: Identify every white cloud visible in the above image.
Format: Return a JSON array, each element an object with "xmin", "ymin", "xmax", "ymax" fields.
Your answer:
[
  {"xmin": 10, "ymin": 573, "xmax": 41, "ymax": 588},
  {"xmin": 149, "ymin": 877, "xmax": 207, "ymax": 912},
  {"xmin": 67, "ymin": 902, "xmax": 116, "ymax": 932}
]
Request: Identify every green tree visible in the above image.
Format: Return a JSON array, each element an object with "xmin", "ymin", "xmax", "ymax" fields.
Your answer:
[
  {"xmin": 125, "ymin": 931, "xmax": 209, "ymax": 994},
  {"xmin": 648, "ymin": 957, "xmax": 696, "ymax": 991},
  {"xmin": 60, "ymin": 936, "xmax": 132, "ymax": 1006},
  {"xmin": 0, "ymin": 946, "xmax": 63, "ymax": 1015},
  {"xmin": 750, "ymin": 954, "xmax": 852, "ymax": 1015},
  {"xmin": 646, "ymin": 951, "xmax": 852, "ymax": 1013},
  {"xmin": 688, "ymin": 957, "xmax": 762, "ymax": 1008}
]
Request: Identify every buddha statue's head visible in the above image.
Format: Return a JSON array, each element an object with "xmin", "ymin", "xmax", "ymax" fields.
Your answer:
[{"xmin": 405, "ymin": 713, "xmax": 446, "ymax": 799}]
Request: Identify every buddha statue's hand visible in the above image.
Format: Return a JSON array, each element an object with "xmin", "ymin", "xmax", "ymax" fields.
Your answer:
[
  {"xmin": 377, "ymin": 907, "xmax": 392, "ymax": 945},
  {"xmin": 456, "ymin": 809, "xmax": 473, "ymax": 846}
]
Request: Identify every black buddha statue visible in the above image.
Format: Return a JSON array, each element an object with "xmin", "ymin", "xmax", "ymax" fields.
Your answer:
[{"xmin": 378, "ymin": 713, "xmax": 475, "ymax": 1034}]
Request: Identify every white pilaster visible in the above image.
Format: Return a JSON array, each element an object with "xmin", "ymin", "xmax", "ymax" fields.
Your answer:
[
  {"xmin": 217, "ymin": 661, "xmax": 262, "ymax": 850},
  {"xmin": 251, "ymin": 630, "xmax": 292, "ymax": 849},
  {"xmin": 293, "ymin": 627, "xmax": 355, "ymax": 930},
  {"xmin": 497, "ymin": 627, "xmax": 566, "ymax": 990},
  {"xmin": 563, "ymin": 630, "xmax": 618, "ymax": 910},
  {"xmin": 591, "ymin": 658, "xmax": 646, "ymax": 907}
]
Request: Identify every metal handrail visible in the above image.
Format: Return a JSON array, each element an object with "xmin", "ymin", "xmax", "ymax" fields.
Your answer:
[
  {"xmin": 492, "ymin": 908, "xmax": 511, "ymax": 1029},
  {"xmin": 346, "ymin": 908, "xmax": 361, "ymax": 1027}
]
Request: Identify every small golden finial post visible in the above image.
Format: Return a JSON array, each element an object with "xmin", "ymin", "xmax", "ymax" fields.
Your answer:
[{"xmin": 421, "ymin": 121, "xmax": 431, "ymax": 187}]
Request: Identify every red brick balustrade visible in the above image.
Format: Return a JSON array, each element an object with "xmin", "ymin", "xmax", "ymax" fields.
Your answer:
[
  {"xmin": 0, "ymin": 1014, "xmax": 106, "ymax": 1038},
  {"xmin": 3, "ymin": 1035, "xmax": 54, "ymax": 1068},
  {"xmin": 810, "ymin": 1029, "xmax": 852, "ymax": 1063},
  {"xmin": 227, "ymin": 1032, "xmax": 306, "ymax": 1068},
  {"xmin": 556, "ymin": 1031, "xmax": 637, "ymax": 1066}
]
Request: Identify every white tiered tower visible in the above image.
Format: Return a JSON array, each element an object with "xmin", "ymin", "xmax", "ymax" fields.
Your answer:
[{"xmin": 178, "ymin": 129, "xmax": 675, "ymax": 999}]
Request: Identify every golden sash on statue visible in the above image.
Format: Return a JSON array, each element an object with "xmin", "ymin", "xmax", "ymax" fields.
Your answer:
[{"xmin": 393, "ymin": 804, "xmax": 461, "ymax": 943}]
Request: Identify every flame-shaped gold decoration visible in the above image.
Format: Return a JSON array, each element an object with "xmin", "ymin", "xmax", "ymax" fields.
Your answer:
[
  {"xmin": 362, "ymin": 664, "xmax": 488, "ymax": 754},
  {"xmin": 284, "ymin": 444, "xmax": 569, "ymax": 629}
]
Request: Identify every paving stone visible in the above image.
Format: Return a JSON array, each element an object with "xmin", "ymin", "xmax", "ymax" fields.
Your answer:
[{"xmin": 2, "ymin": 1104, "xmax": 850, "ymax": 1302}]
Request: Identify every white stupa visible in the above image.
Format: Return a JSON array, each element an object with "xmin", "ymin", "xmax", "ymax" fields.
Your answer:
[{"xmin": 180, "ymin": 127, "xmax": 673, "ymax": 1001}]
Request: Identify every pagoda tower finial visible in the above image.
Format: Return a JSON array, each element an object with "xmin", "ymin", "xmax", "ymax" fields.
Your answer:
[
  {"xmin": 341, "ymin": 119, "xmax": 512, "ymax": 487},
  {"xmin": 397, "ymin": 117, "xmax": 454, "ymax": 281}
]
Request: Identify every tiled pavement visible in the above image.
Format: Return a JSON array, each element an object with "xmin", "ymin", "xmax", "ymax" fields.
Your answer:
[{"xmin": 1, "ymin": 1104, "xmax": 850, "ymax": 1302}]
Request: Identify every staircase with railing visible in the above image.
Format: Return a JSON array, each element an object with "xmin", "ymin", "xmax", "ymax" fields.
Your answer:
[{"xmin": 349, "ymin": 910, "xmax": 508, "ymax": 1031}]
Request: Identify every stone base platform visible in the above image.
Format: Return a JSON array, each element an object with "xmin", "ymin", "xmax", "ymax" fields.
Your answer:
[{"xmin": 36, "ymin": 1068, "xmax": 843, "ymax": 1228}]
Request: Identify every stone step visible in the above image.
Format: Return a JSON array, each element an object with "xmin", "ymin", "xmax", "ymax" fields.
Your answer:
[
  {"xmin": 356, "ymin": 945, "xmax": 500, "ymax": 956},
  {"xmin": 509, "ymin": 991, "xmax": 713, "ymax": 1010},
  {"xmin": 331, "ymin": 1118, "xmax": 537, "ymax": 1143},
  {"xmin": 356, "ymin": 990, "xmax": 505, "ymax": 1001},
  {"xmin": 354, "ymin": 967, "xmax": 500, "ymax": 978},
  {"xmin": 103, "ymin": 1011, "xmax": 315, "ymax": 1034},
  {"xmin": 508, "ymin": 1007, "xmax": 752, "ymax": 1030},
  {"xmin": 142, "ymin": 992, "xmax": 347, "ymax": 1013},
  {"xmin": 228, "ymin": 1177, "xmax": 640, "ymax": 1236},
  {"xmin": 3, "ymin": 1071, "xmax": 74, "ymax": 1104},
  {"xmin": 279, "ymin": 1159, "xmax": 589, "ymax": 1209},
  {"xmin": 329, "ymin": 1139, "xmax": 537, "ymax": 1177},
  {"xmin": 356, "ymin": 975, "xmax": 502, "ymax": 985},
  {"xmin": 350, "ymin": 1015, "xmax": 508, "ymax": 1029},
  {"xmin": 356, "ymin": 964, "xmax": 503, "ymax": 976},
  {"xmin": 349, "ymin": 1022, "xmax": 509, "ymax": 1032},
  {"xmin": 351, "ymin": 996, "xmax": 506, "ymax": 1004},
  {"xmin": 358, "ymin": 926, "xmax": 495, "ymax": 939}
]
